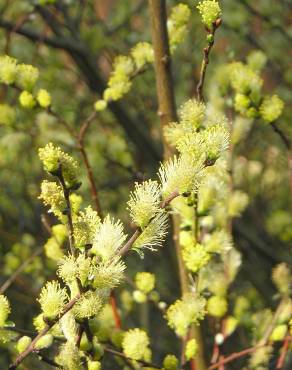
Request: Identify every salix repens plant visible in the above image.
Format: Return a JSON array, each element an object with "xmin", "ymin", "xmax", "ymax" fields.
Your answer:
[{"xmin": 0, "ymin": 1, "xmax": 291, "ymax": 370}]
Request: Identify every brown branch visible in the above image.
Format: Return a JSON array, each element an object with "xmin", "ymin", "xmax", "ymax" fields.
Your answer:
[
  {"xmin": 196, "ymin": 19, "xmax": 221, "ymax": 102},
  {"xmin": 76, "ymin": 111, "xmax": 103, "ymax": 218},
  {"xmin": 148, "ymin": 0, "xmax": 177, "ymax": 159},
  {"xmin": 9, "ymin": 294, "xmax": 81, "ymax": 369},
  {"xmin": 276, "ymin": 336, "xmax": 291, "ymax": 369},
  {"xmin": 208, "ymin": 345, "xmax": 265, "ymax": 370},
  {"xmin": 110, "ymin": 291, "xmax": 121, "ymax": 329},
  {"xmin": 56, "ymin": 166, "xmax": 76, "ymax": 256},
  {"xmin": 210, "ymin": 299, "xmax": 290, "ymax": 369},
  {"xmin": 258, "ymin": 297, "xmax": 287, "ymax": 346},
  {"xmin": 118, "ymin": 190, "xmax": 180, "ymax": 257},
  {"xmin": 148, "ymin": 2, "xmax": 207, "ymax": 369},
  {"xmin": 118, "ymin": 229, "xmax": 141, "ymax": 257},
  {"xmin": 77, "ymin": 111, "xmax": 97, "ymax": 143}
]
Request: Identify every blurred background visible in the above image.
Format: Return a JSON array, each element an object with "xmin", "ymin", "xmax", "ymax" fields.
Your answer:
[{"xmin": 0, "ymin": 0, "xmax": 291, "ymax": 368}]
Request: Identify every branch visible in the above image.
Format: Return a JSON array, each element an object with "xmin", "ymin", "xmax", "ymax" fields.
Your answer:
[
  {"xmin": 196, "ymin": 19, "xmax": 221, "ymax": 102},
  {"xmin": 208, "ymin": 344, "xmax": 266, "ymax": 370},
  {"xmin": 76, "ymin": 111, "xmax": 103, "ymax": 218},
  {"xmin": 210, "ymin": 298, "xmax": 289, "ymax": 369},
  {"xmin": 276, "ymin": 336, "xmax": 291, "ymax": 369},
  {"xmin": 148, "ymin": 2, "xmax": 207, "ymax": 369},
  {"xmin": 9, "ymin": 294, "xmax": 81, "ymax": 370},
  {"xmin": 118, "ymin": 190, "xmax": 179, "ymax": 257},
  {"xmin": 56, "ymin": 166, "xmax": 76, "ymax": 256},
  {"xmin": 148, "ymin": 0, "xmax": 177, "ymax": 159}
]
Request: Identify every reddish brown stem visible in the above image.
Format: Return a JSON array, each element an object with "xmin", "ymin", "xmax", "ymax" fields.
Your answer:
[
  {"xmin": 110, "ymin": 291, "xmax": 122, "ymax": 329},
  {"xmin": 196, "ymin": 19, "xmax": 221, "ymax": 102},
  {"xmin": 78, "ymin": 144, "xmax": 103, "ymax": 218},
  {"xmin": 118, "ymin": 190, "xmax": 180, "ymax": 257},
  {"xmin": 208, "ymin": 345, "xmax": 263, "ymax": 370},
  {"xmin": 276, "ymin": 336, "xmax": 290, "ymax": 369},
  {"xmin": 9, "ymin": 294, "xmax": 81, "ymax": 369}
]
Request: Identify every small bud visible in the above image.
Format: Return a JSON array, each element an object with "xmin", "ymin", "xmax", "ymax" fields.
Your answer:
[
  {"xmin": 270, "ymin": 325, "xmax": 287, "ymax": 342},
  {"xmin": 197, "ymin": 1, "xmax": 222, "ymax": 29},
  {"xmin": 19, "ymin": 91, "xmax": 36, "ymax": 109},
  {"xmin": 88, "ymin": 361, "xmax": 101, "ymax": 370},
  {"xmin": 158, "ymin": 301, "xmax": 167, "ymax": 310},
  {"xmin": 149, "ymin": 290, "xmax": 160, "ymax": 303},
  {"xmin": 207, "ymin": 34, "xmax": 214, "ymax": 44},
  {"xmin": 163, "ymin": 354, "xmax": 179, "ymax": 370},
  {"xmin": 215, "ymin": 333, "xmax": 225, "ymax": 345},
  {"xmin": 135, "ymin": 272, "xmax": 155, "ymax": 294},
  {"xmin": 92, "ymin": 338, "xmax": 104, "ymax": 360},
  {"xmin": 122, "ymin": 328, "xmax": 150, "ymax": 361},
  {"xmin": 0, "ymin": 55, "xmax": 18, "ymax": 84},
  {"xmin": 133, "ymin": 290, "xmax": 147, "ymax": 304},
  {"xmin": 37, "ymin": 89, "xmax": 51, "ymax": 108},
  {"xmin": 260, "ymin": 94, "xmax": 284, "ymax": 123},
  {"xmin": 34, "ymin": 333, "xmax": 53, "ymax": 350},
  {"xmin": 207, "ymin": 296, "xmax": 228, "ymax": 318},
  {"xmin": 16, "ymin": 336, "xmax": 32, "ymax": 353},
  {"xmin": 80, "ymin": 332, "xmax": 92, "ymax": 352},
  {"xmin": 0, "ymin": 295, "xmax": 11, "ymax": 327},
  {"xmin": 94, "ymin": 100, "xmax": 107, "ymax": 111},
  {"xmin": 185, "ymin": 338, "xmax": 198, "ymax": 360},
  {"xmin": 215, "ymin": 18, "xmax": 222, "ymax": 28},
  {"xmin": 17, "ymin": 64, "xmax": 39, "ymax": 90}
]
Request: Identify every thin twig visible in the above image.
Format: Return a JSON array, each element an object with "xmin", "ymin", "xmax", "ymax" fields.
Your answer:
[
  {"xmin": 110, "ymin": 291, "xmax": 122, "ymax": 329},
  {"xmin": 208, "ymin": 344, "xmax": 266, "ymax": 370},
  {"xmin": 56, "ymin": 166, "xmax": 76, "ymax": 256},
  {"xmin": 210, "ymin": 298, "xmax": 289, "ymax": 369},
  {"xmin": 9, "ymin": 294, "xmax": 81, "ymax": 369},
  {"xmin": 77, "ymin": 111, "xmax": 96, "ymax": 143},
  {"xmin": 118, "ymin": 190, "xmax": 180, "ymax": 257},
  {"xmin": 76, "ymin": 111, "xmax": 103, "ymax": 218},
  {"xmin": 196, "ymin": 19, "xmax": 222, "ymax": 102},
  {"xmin": 276, "ymin": 336, "xmax": 290, "ymax": 369}
]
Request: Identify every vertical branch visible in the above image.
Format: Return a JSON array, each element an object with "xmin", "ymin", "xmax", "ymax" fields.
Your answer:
[
  {"xmin": 196, "ymin": 19, "xmax": 221, "ymax": 102},
  {"xmin": 57, "ymin": 166, "xmax": 76, "ymax": 256},
  {"xmin": 77, "ymin": 111, "xmax": 103, "ymax": 218},
  {"xmin": 148, "ymin": 1, "xmax": 207, "ymax": 369},
  {"xmin": 77, "ymin": 112, "xmax": 122, "ymax": 329},
  {"xmin": 148, "ymin": 0, "xmax": 177, "ymax": 160}
]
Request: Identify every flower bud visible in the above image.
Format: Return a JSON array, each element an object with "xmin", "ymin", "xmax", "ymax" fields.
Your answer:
[
  {"xmin": 16, "ymin": 336, "xmax": 32, "ymax": 353},
  {"xmin": 34, "ymin": 334, "xmax": 53, "ymax": 350},
  {"xmin": 163, "ymin": 354, "xmax": 179, "ymax": 370}
]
